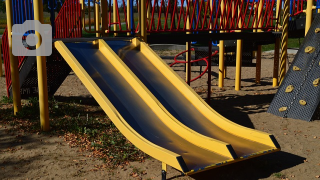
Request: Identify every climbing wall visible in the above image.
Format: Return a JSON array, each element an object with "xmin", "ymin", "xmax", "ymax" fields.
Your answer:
[{"xmin": 268, "ymin": 14, "xmax": 320, "ymax": 121}]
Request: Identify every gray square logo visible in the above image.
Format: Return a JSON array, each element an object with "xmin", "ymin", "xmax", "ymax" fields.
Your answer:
[{"xmin": 12, "ymin": 20, "xmax": 52, "ymax": 56}]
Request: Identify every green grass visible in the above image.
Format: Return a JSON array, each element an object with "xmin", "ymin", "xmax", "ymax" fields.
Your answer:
[
  {"xmin": 0, "ymin": 96, "xmax": 148, "ymax": 168},
  {"xmin": 262, "ymin": 37, "xmax": 304, "ymax": 51},
  {"xmin": 273, "ymin": 172, "xmax": 285, "ymax": 179}
]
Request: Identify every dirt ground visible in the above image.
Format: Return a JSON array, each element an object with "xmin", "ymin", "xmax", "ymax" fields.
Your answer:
[{"xmin": 1, "ymin": 51, "xmax": 320, "ymax": 180}]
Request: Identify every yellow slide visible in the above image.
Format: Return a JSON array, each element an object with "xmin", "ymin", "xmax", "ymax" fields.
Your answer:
[{"xmin": 55, "ymin": 38, "xmax": 280, "ymax": 175}]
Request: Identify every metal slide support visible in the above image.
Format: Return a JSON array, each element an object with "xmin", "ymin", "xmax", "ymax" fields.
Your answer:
[
  {"xmin": 280, "ymin": 0, "xmax": 290, "ymax": 84},
  {"xmin": 34, "ymin": 0, "xmax": 50, "ymax": 131},
  {"xmin": 96, "ymin": 0, "xmax": 100, "ymax": 37},
  {"xmin": 6, "ymin": 0, "xmax": 22, "ymax": 114},
  {"xmin": 162, "ymin": 162, "xmax": 167, "ymax": 180},
  {"xmin": 305, "ymin": 0, "xmax": 313, "ymax": 35}
]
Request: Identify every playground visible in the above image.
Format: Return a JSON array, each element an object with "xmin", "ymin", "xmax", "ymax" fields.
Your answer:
[
  {"xmin": 1, "ymin": 0, "xmax": 320, "ymax": 179},
  {"xmin": 1, "ymin": 51, "xmax": 320, "ymax": 179}
]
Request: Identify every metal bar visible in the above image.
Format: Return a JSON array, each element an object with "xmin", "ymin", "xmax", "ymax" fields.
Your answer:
[
  {"xmin": 6, "ymin": 0, "xmax": 21, "ymax": 114},
  {"xmin": 273, "ymin": 38, "xmax": 280, "ymax": 87},
  {"xmin": 207, "ymin": 40, "xmax": 212, "ymax": 103},
  {"xmin": 34, "ymin": 0, "xmax": 50, "ymax": 131},
  {"xmin": 187, "ymin": 41, "xmax": 191, "ymax": 85}
]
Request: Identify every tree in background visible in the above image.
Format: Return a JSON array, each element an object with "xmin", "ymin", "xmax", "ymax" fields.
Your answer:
[{"xmin": 0, "ymin": 0, "xmax": 65, "ymax": 13}]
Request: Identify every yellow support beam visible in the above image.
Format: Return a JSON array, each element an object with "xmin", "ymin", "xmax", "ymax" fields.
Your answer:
[
  {"xmin": 113, "ymin": 0, "xmax": 118, "ymax": 36},
  {"xmin": 305, "ymin": 0, "xmax": 313, "ymax": 35},
  {"xmin": 273, "ymin": 38, "xmax": 280, "ymax": 87},
  {"xmin": 235, "ymin": 5, "xmax": 242, "ymax": 91},
  {"xmin": 127, "ymin": 0, "xmax": 131, "ymax": 36},
  {"xmin": 95, "ymin": 0, "xmax": 100, "ymax": 37},
  {"xmin": 6, "ymin": 0, "xmax": 21, "ymax": 114},
  {"xmin": 186, "ymin": 0, "xmax": 191, "ymax": 82},
  {"xmin": 219, "ymin": 0, "xmax": 225, "ymax": 88},
  {"xmin": 34, "ymin": 0, "xmax": 50, "ymax": 131}
]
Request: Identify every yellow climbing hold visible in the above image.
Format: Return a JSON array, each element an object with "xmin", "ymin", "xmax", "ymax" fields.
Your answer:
[
  {"xmin": 299, "ymin": 100, "xmax": 307, "ymax": 106},
  {"xmin": 285, "ymin": 85, "xmax": 294, "ymax": 93},
  {"xmin": 279, "ymin": 107, "xmax": 287, "ymax": 112},
  {"xmin": 293, "ymin": 66, "xmax": 301, "ymax": 71},
  {"xmin": 315, "ymin": 28, "xmax": 320, "ymax": 33},
  {"xmin": 305, "ymin": 46, "xmax": 315, "ymax": 54},
  {"xmin": 313, "ymin": 78, "xmax": 320, "ymax": 87}
]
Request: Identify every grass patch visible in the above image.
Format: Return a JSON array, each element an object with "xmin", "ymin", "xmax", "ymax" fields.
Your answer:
[
  {"xmin": 0, "ymin": 96, "xmax": 148, "ymax": 168},
  {"xmin": 273, "ymin": 172, "xmax": 285, "ymax": 179},
  {"xmin": 262, "ymin": 37, "xmax": 304, "ymax": 52}
]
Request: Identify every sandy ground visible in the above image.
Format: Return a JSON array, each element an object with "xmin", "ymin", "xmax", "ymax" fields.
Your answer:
[{"xmin": 1, "ymin": 52, "xmax": 320, "ymax": 180}]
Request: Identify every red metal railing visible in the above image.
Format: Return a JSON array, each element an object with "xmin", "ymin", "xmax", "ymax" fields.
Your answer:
[
  {"xmin": 2, "ymin": 28, "xmax": 26, "ymax": 96},
  {"xmin": 108, "ymin": 0, "xmax": 281, "ymax": 34},
  {"xmin": 54, "ymin": 0, "xmax": 82, "ymax": 38},
  {"xmin": 2, "ymin": 0, "xmax": 82, "ymax": 97},
  {"xmin": 291, "ymin": 0, "xmax": 307, "ymax": 17}
]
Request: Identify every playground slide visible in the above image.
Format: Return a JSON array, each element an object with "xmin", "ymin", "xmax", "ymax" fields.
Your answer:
[
  {"xmin": 112, "ymin": 38, "xmax": 280, "ymax": 158},
  {"xmin": 55, "ymin": 39, "xmax": 279, "ymax": 174}
]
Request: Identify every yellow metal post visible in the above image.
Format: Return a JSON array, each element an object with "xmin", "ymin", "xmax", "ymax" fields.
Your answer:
[
  {"xmin": 186, "ymin": 1, "xmax": 191, "ymax": 82},
  {"xmin": 305, "ymin": 0, "xmax": 313, "ymax": 35},
  {"xmin": 219, "ymin": 0, "xmax": 225, "ymax": 88},
  {"xmin": 34, "ymin": 0, "xmax": 50, "ymax": 131},
  {"xmin": 280, "ymin": 0, "xmax": 289, "ymax": 84},
  {"xmin": 113, "ymin": 0, "xmax": 118, "ymax": 36},
  {"xmin": 235, "ymin": 5, "xmax": 242, "ymax": 91},
  {"xmin": 95, "ymin": 0, "xmax": 100, "ymax": 37},
  {"xmin": 162, "ymin": 162, "xmax": 167, "ymax": 179},
  {"xmin": 101, "ymin": 0, "xmax": 108, "ymax": 36},
  {"xmin": 141, "ymin": 0, "xmax": 147, "ymax": 42},
  {"xmin": 273, "ymin": 38, "xmax": 280, "ymax": 86},
  {"xmin": 272, "ymin": 0, "xmax": 281, "ymax": 87},
  {"xmin": 127, "ymin": 0, "xmax": 131, "ymax": 36},
  {"xmin": 6, "ymin": 0, "xmax": 22, "ymax": 114}
]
